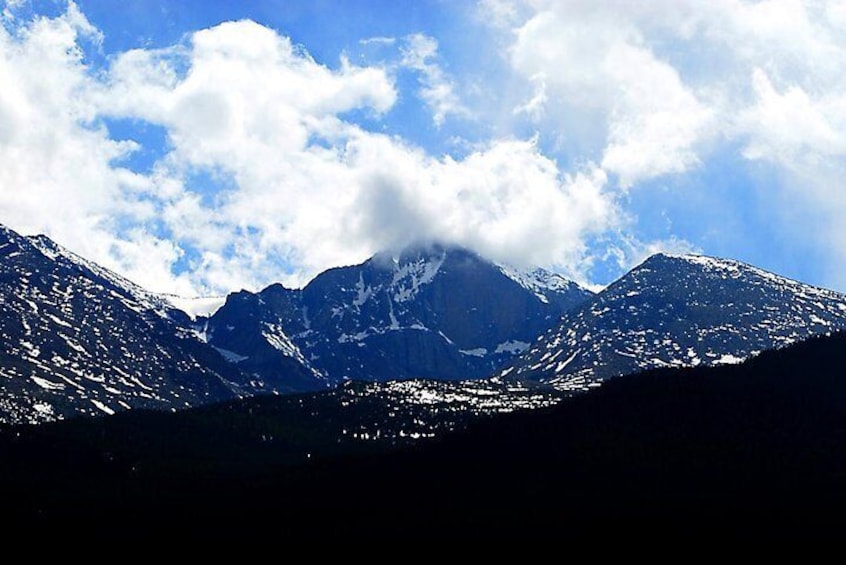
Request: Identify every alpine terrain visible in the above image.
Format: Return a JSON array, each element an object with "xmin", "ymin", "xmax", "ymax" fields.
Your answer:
[
  {"xmin": 203, "ymin": 244, "xmax": 594, "ymax": 383},
  {"xmin": 0, "ymin": 225, "xmax": 325, "ymax": 425},
  {"xmin": 0, "ymin": 226, "xmax": 590, "ymax": 424},
  {"xmin": 501, "ymin": 253, "xmax": 846, "ymax": 390},
  {"xmin": 4, "ymin": 221, "xmax": 846, "ymax": 428}
]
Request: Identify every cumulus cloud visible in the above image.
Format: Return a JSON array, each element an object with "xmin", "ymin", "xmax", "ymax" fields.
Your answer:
[
  {"xmin": 508, "ymin": 3, "xmax": 712, "ymax": 188},
  {"xmin": 346, "ymin": 136, "xmax": 619, "ymax": 275},
  {"xmin": 101, "ymin": 19, "xmax": 404, "ymax": 290},
  {"xmin": 738, "ymin": 68, "xmax": 846, "ymax": 163},
  {"xmin": 481, "ymin": 0, "xmax": 846, "ymax": 283},
  {"xmin": 0, "ymin": 10, "xmax": 398, "ymax": 294},
  {"xmin": 492, "ymin": 0, "xmax": 846, "ymax": 184},
  {"xmin": 0, "ymin": 2, "xmax": 160, "ymax": 284},
  {"xmin": 0, "ymin": 5, "xmax": 626, "ymax": 295},
  {"xmin": 14, "ymin": 1, "xmax": 846, "ymax": 296}
]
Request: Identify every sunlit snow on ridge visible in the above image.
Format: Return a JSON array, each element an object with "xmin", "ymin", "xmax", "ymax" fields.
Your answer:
[{"xmin": 498, "ymin": 263, "xmax": 592, "ymax": 304}]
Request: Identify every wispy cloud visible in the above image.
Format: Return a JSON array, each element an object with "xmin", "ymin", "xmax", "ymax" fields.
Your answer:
[
  {"xmin": 400, "ymin": 33, "xmax": 466, "ymax": 127},
  {"xmin": 360, "ymin": 36, "xmax": 396, "ymax": 46}
]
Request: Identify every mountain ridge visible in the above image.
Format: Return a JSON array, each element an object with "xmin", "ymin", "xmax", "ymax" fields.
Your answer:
[
  {"xmin": 204, "ymin": 243, "xmax": 594, "ymax": 384},
  {"xmin": 500, "ymin": 251, "xmax": 846, "ymax": 389},
  {"xmin": 0, "ymin": 226, "xmax": 259, "ymax": 424},
  {"xmin": 4, "ymin": 221, "xmax": 846, "ymax": 426}
]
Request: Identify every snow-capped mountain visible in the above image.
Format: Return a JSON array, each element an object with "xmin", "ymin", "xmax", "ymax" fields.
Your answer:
[
  {"xmin": 8, "ymin": 220, "xmax": 846, "ymax": 427},
  {"xmin": 204, "ymin": 244, "xmax": 594, "ymax": 383},
  {"xmin": 0, "ymin": 225, "xmax": 323, "ymax": 424},
  {"xmin": 500, "ymin": 253, "xmax": 846, "ymax": 390}
]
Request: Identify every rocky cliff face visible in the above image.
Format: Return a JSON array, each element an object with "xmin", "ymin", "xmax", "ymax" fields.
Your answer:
[{"xmin": 205, "ymin": 244, "xmax": 594, "ymax": 383}]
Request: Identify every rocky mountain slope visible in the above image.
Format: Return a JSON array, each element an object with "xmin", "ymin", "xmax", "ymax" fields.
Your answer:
[
  {"xmin": 204, "ymin": 244, "xmax": 594, "ymax": 383},
  {"xmin": 500, "ymin": 253, "xmax": 846, "ymax": 390},
  {"xmin": 5, "ymin": 219, "xmax": 846, "ymax": 427},
  {"xmin": 0, "ymin": 226, "xmax": 323, "ymax": 424}
]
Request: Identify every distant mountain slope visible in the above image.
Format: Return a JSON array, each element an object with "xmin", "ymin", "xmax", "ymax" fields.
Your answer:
[
  {"xmin": 7, "ymin": 217, "xmax": 846, "ymax": 431},
  {"xmin": 0, "ymin": 225, "xmax": 320, "ymax": 424},
  {"xmin": 500, "ymin": 253, "xmax": 846, "ymax": 390},
  {"xmin": 205, "ymin": 244, "xmax": 594, "ymax": 383},
  {"xmin": 4, "ymin": 330, "xmax": 846, "ymax": 537}
]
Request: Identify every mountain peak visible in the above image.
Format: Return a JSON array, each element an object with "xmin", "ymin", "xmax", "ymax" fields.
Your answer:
[
  {"xmin": 206, "ymin": 241, "xmax": 594, "ymax": 383},
  {"xmin": 633, "ymin": 252, "xmax": 836, "ymax": 297},
  {"xmin": 644, "ymin": 251, "xmax": 738, "ymax": 265},
  {"xmin": 0, "ymin": 223, "xmax": 260, "ymax": 424},
  {"xmin": 502, "ymin": 249, "xmax": 846, "ymax": 390}
]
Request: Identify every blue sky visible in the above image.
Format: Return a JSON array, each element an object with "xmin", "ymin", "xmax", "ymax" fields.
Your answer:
[{"xmin": 1, "ymin": 0, "xmax": 846, "ymax": 296}]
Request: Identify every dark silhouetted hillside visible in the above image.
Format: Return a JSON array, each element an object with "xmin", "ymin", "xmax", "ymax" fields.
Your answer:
[{"xmin": 3, "ymin": 332, "xmax": 846, "ymax": 540}]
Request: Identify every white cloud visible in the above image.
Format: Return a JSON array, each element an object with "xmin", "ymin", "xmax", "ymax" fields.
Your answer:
[
  {"xmin": 360, "ymin": 36, "xmax": 396, "ymax": 46},
  {"xmin": 497, "ymin": 0, "xmax": 846, "ymax": 181},
  {"xmin": 738, "ymin": 68, "xmax": 846, "ymax": 162},
  {"xmin": 599, "ymin": 40, "xmax": 712, "ymax": 188},
  {"xmin": 0, "ymin": 11, "xmax": 397, "ymax": 294},
  {"xmin": 513, "ymin": 73, "xmax": 547, "ymax": 122},
  {"xmin": 102, "ymin": 20, "xmax": 402, "ymax": 290},
  {"xmin": 346, "ymin": 135, "xmax": 619, "ymax": 276},
  {"xmin": 476, "ymin": 0, "xmax": 525, "ymax": 29},
  {"xmin": 0, "ymin": 2, "xmax": 150, "ymax": 281},
  {"xmin": 508, "ymin": 3, "xmax": 712, "ymax": 188},
  {"xmin": 0, "ymin": 7, "xmax": 627, "ymax": 295},
  {"xmin": 481, "ymin": 0, "xmax": 846, "ymax": 286},
  {"xmin": 400, "ymin": 33, "xmax": 466, "ymax": 127}
]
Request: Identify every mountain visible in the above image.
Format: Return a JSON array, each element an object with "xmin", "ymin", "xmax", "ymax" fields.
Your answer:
[
  {"xmin": 500, "ymin": 253, "xmax": 846, "ymax": 389},
  {"xmin": 0, "ymin": 225, "xmax": 323, "ymax": 425},
  {"xmin": 5, "ymin": 330, "xmax": 846, "ymax": 537},
  {"xmin": 203, "ymin": 244, "xmax": 594, "ymax": 384},
  {"xmin": 7, "ymin": 220, "xmax": 846, "ymax": 429}
]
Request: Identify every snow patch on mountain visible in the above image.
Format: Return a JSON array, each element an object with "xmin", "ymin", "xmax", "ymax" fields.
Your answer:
[
  {"xmin": 714, "ymin": 353, "xmax": 746, "ymax": 365},
  {"xmin": 498, "ymin": 264, "xmax": 587, "ymax": 304},
  {"xmin": 353, "ymin": 273, "xmax": 373, "ymax": 307},
  {"xmin": 262, "ymin": 323, "xmax": 309, "ymax": 365},
  {"xmin": 391, "ymin": 250, "xmax": 445, "ymax": 302},
  {"xmin": 495, "ymin": 340, "xmax": 530, "ymax": 354}
]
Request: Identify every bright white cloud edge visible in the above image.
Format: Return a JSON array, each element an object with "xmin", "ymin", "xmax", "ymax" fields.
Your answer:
[
  {"xmin": 10, "ymin": 1, "xmax": 846, "ymax": 296},
  {"xmin": 0, "ymin": 5, "xmax": 641, "ymax": 297}
]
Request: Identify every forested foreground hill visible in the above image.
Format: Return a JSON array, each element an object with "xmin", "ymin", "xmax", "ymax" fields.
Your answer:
[{"xmin": 3, "ymin": 332, "xmax": 846, "ymax": 540}]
